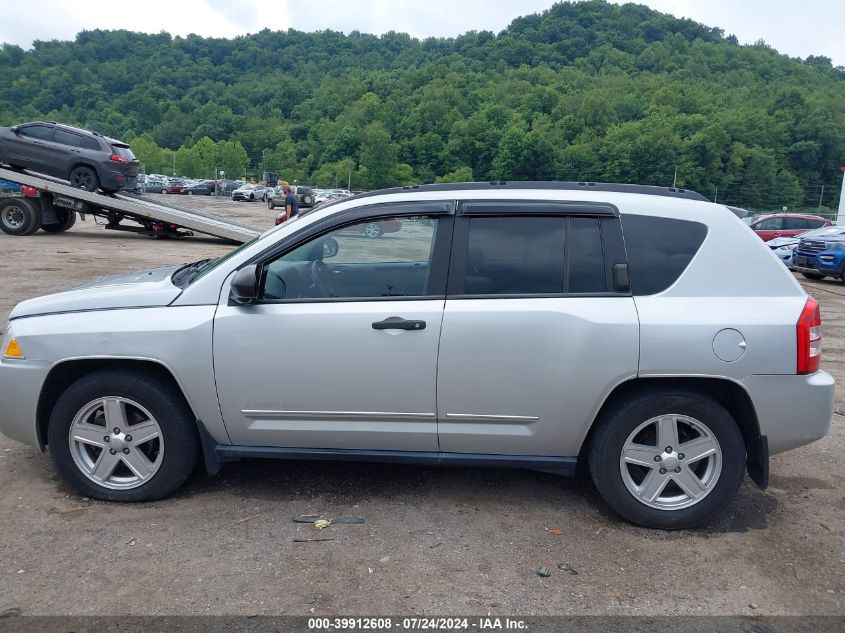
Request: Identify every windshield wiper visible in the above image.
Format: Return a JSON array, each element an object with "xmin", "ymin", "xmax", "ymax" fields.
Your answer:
[{"xmin": 172, "ymin": 258, "xmax": 215, "ymax": 288}]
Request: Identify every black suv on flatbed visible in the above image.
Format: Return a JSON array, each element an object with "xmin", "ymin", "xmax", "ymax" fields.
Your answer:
[{"xmin": 0, "ymin": 121, "xmax": 140, "ymax": 192}]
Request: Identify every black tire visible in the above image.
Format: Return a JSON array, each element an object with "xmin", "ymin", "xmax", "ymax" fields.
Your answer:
[
  {"xmin": 160, "ymin": 189, "xmax": 167, "ymax": 194},
  {"xmin": 41, "ymin": 207, "xmax": 77, "ymax": 233},
  {"xmin": 187, "ymin": 190, "xmax": 194, "ymax": 196},
  {"xmin": 267, "ymin": 198, "xmax": 275, "ymax": 210},
  {"xmin": 47, "ymin": 369, "xmax": 200, "ymax": 502},
  {"xmin": 249, "ymin": 194, "xmax": 255, "ymax": 201},
  {"xmin": 801, "ymin": 272, "xmax": 825, "ymax": 280},
  {"xmin": 588, "ymin": 389, "xmax": 745, "ymax": 529},
  {"xmin": 68, "ymin": 165, "xmax": 100, "ymax": 192},
  {"xmin": 0, "ymin": 197, "xmax": 41, "ymax": 235}
]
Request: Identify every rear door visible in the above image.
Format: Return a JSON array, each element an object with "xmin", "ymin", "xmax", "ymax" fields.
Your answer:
[
  {"xmin": 436, "ymin": 201, "xmax": 639, "ymax": 458},
  {"xmin": 50, "ymin": 128, "xmax": 89, "ymax": 178}
]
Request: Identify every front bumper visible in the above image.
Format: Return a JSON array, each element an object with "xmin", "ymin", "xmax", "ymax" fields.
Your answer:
[
  {"xmin": 0, "ymin": 358, "xmax": 52, "ymax": 448},
  {"xmin": 741, "ymin": 371, "xmax": 834, "ymax": 454}
]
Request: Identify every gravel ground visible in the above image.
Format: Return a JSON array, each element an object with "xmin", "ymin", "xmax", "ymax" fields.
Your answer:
[{"xmin": 0, "ymin": 194, "xmax": 843, "ymax": 616}]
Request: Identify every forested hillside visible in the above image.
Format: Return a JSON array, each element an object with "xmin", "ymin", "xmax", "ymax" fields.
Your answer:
[{"xmin": 1, "ymin": 0, "xmax": 843, "ymax": 209}]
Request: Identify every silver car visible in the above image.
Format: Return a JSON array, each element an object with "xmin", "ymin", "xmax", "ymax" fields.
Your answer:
[{"xmin": 0, "ymin": 183, "xmax": 833, "ymax": 528}]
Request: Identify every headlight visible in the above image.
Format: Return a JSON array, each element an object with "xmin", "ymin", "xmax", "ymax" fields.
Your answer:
[{"xmin": 824, "ymin": 242, "xmax": 843, "ymax": 250}]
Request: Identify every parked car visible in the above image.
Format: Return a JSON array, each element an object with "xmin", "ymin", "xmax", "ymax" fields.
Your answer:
[
  {"xmin": 0, "ymin": 183, "xmax": 832, "ymax": 530},
  {"xmin": 232, "ymin": 184, "xmax": 258, "ymax": 201},
  {"xmin": 792, "ymin": 226, "xmax": 845, "ymax": 281},
  {"xmin": 144, "ymin": 178, "xmax": 167, "ymax": 193},
  {"xmin": 747, "ymin": 213, "xmax": 831, "ymax": 241},
  {"xmin": 0, "ymin": 121, "xmax": 140, "ymax": 192},
  {"xmin": 164, "ymin": 181, "xmax": 186, "ymax": 194},
  {"xmin": 765, "ymin": 226, "xmax": 843, "ymax": 269},
  {"xmin": 182, "ymin": 181, "xmax": 214, "ymax": 196},
  {"xmin": 267, "ymin": 185, "xmax": 317, "ymax": 210}
]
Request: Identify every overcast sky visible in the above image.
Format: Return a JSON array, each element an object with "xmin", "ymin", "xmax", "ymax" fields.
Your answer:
[{"xmin": 1, "ymin": 0, "xmax": 842, "ymax": 66}]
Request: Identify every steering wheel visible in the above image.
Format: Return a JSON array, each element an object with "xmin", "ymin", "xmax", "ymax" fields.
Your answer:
[{"xmin": 309, "ymin": 259, "xmax": 334, "ymax": 297}]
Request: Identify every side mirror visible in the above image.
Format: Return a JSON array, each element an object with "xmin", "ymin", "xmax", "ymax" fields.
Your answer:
[
  {"xmin": 9, "ymin": 126, "xmax": 18, "ymax": 134},
  {"xmin": 322, "ymin": 237, "xmax": 339, "ymax": 258},
  {"xmin": 229, "ymin": 264, "xmax": 260, "ymax": 305}
]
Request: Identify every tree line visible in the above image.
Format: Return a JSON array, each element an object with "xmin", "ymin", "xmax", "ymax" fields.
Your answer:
[{"xmin": 0, "ymin": 0, "xmax": 843, "ymax": 208}]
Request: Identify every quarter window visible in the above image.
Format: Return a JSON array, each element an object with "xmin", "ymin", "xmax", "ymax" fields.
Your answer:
[{"xmin": 261, "ymin": 216, "xmax": 438, "ymax": 301}]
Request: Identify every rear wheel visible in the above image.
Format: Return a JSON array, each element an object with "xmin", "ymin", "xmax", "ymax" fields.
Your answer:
[
  {"xmin": 47, "ymin": 369, "xmax": 200, "ymax": 502},
  {"xmin": 801, "ymin": 272, "xmax": 825, "ymax": 280},
  {"xmin": 267, "ymin": 198, "xmax": 275, "ymax": 210},
  {"xmin": 588, "ymin": 390, "xmax": 745, "ymax": 529},
  {"xmin": 0, "ymin": 197, "xmax": 41, "ymax": 235},
  {"xmin": 68, "ymin": 166, "xmax": 99, "ymax": 192},
  {"xmin": 187, "ymin": 190, "xmax": 194, "ymax": 196},
  {"xmin": 41, "ymin": 207, "xmax": 77, "ymax": 233}
]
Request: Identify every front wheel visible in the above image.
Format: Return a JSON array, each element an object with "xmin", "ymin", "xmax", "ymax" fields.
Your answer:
[
  {"xmin": 68, "ymin": 166, "xmax": 99, "ymax": 192},
  {"xmin": 588, "ymin": 390, "xmax": 745, "ymax": 529},
  {"xmin": 267, "ymin": 198, "xmax": 275, "ymax": 210},
  {"xmin": 47, "ymin": 369, "xmax": 200, "ymax": 502},
  {"xmin": 187, "ymin": 190, "xmax": 193, "ymax": 196},
  {"xmin": 801, "ymin": 272, "xmax": 825, "ymax": 280},
  {"xmin": 0, "ymin": 197, "xmax": 41, "ymax": 235}
]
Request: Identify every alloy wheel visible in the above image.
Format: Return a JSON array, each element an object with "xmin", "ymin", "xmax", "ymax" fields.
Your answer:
[
  {"xmin": 619, "ymin": 414, "xmax": 722, "ymax": 510},
  {"xmin": 68, "ymin": 397, "xmax": 164, "ymax": 490}
]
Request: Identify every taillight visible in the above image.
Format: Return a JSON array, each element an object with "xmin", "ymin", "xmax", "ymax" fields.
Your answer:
[
  {"xmin": 796, "ymin": 296, "xmax": 821, "ymax": 374},
  {"xmin": 110, "ymin": 154, "xmax": 129, "ymax": 163},
  {"xmin": 21, "ymin": 185, "xmax": 38, "ymax": 197}
]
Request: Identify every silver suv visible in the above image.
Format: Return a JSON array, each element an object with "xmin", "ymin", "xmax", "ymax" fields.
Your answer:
[{"xmin": 0, "ymin": 183, "xmax": 833, "ymax": 528}]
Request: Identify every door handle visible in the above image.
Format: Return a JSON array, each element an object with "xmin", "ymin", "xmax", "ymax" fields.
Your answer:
[{"xmin": 372, "ymin": 316, "xmax": 426, "ymax": 331}]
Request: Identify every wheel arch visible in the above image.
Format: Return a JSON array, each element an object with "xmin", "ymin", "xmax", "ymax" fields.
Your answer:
[
  {"xmin": 579, "ymin": 376, "xmax": 765, "ymax": 486},
  {"xmin": 37, "ymin": 357, "xmax": 198, "ymax": 449}
]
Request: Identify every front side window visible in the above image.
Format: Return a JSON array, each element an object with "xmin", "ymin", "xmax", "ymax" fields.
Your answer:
[
  {"xmin": 755, "ymin": 217, "xmax": 782, "ymax": 231},
  {"xmin": 18, "ymin": 124, "xmax": 53, "ymax": 140},
  {"xmin": 261, "ymin": 216, "xmax": 438, "ymax": 301}
]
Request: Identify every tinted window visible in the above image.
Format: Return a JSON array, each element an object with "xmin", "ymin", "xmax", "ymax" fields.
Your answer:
[
  {"xmin": 464, "ymin": 217, "xmax": 566, "ymax": 294},
  {"xmin": 53, "ymin": 129, "xmax": 85, "ymax": 148},
  {"xmin": 569, "ymin": 217, "xmax": 606, "ymax": 292},
  {"xmin": 18, "ymin": 125, "xmax": 53, "ymax": 140},
  {"xmin": 622, "ymin": 215, "xmax": 707, "ymax": 296},
  {"xmin": 755, "ymin": 217, "xmax": 782, "ymax": 231},
  {"xmin": 807, "ymin": 219, "xmax": 826, "ymax": 229},
  {"xmin": 82, "ymin": 136, "xmax": 100, "ymax": 151},
  {"xmin": 784, "ymin": 217, "xmax": 810, "ymax": 230},
  {"xmin": 261, "ymin": 216, "xmax": 437, "ymax": 300},
  {"xmin": 111, "ymin": 145, "xmax": 136, "ymax": 160}
]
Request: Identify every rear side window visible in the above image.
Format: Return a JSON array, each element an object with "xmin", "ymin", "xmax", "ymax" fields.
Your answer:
[
  {"xmin": 461, "ymin": 216, "xmax": 608, "ymax": 295},
  {"xmin": 807, "ymin": 219, "xmax": 826, "ymax": 229},
  {"xmin": 621, "ymin": 215, "xmax": 707, "ymax": 296},
  {"xmin": 82, "ymin": 136, "xmax": 100, "ymax": 151},
  {"xmin": 465, "ymin": 217, "xmax": 566, "ymax": 294},
  {"xmin": 784, "ymin": 217, "xmax": 811, "ymax": 230},
  {"xmin": 53, "ymin": 129, "xmax": 85, "ymax": 148}
]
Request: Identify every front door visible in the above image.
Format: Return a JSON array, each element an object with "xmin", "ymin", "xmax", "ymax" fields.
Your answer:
[
  {"xmin": 436, "ymin": 206, "xmax": 640, "ymax": 457},
  {"xmin": 213, "ymin": 209, "xmax": 452, "ymax": 451}
]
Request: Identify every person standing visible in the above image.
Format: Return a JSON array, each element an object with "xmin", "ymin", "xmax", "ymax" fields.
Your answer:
[{"xmin": 284, "ymin": 185, "xmax": 299, "ymax": 221}]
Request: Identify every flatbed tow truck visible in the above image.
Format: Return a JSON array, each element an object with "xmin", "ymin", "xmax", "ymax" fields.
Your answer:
[{"xmin": 0, "ymin": 166, "xmax": 260, "ymax": 243}]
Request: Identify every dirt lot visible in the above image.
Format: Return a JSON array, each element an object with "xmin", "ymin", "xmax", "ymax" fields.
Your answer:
[{"xmin": 0, "ymin": 194, "xmax": 843, "ymax": 616}]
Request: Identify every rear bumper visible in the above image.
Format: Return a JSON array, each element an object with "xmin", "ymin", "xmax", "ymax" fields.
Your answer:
[
  {"xmin": 100, "ymin": 169, "xmax": 138, "ymax": 191},
  {"xmin": 741, "ymin": 371, "xmax": 834, "ymax": 454},
  {"xmin": 0, "ymin": 358, "xmax": 51, "ymax": 448}
]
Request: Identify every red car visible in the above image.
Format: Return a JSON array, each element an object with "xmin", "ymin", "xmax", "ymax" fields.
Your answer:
[
  {"xmin": 747, "ymin": 213, "xmax": 831, "ymax": 241},
  {"xmin": 164, "ymin": 181, "xmax": 185, "ymax": 194}
]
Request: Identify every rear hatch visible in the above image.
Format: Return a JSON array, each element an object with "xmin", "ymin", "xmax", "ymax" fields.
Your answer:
[{"xmin": 108, "ymin": 142, "xmax": 140, "ymax": 177}]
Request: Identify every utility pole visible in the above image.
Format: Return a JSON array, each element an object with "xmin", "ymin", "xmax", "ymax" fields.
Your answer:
[
  {"xmin": 172, "ymin": 151, "xmax": 176, "ymax": 177},
  {"xmin": 818, "ymin": 184, "xmax": 825, "ymax": 215},
  {"xmin": 714, "ymin": 186, "xmax": 718, "ymax": 203},
  {"xmin": 348, "ymin": 168, "xmax": 352, "ymax": 192}
]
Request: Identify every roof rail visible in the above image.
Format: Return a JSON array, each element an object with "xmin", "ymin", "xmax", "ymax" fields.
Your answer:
[{"xmin": 340, "ymin": 181, "xmax": 710, "ymax": 203}]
